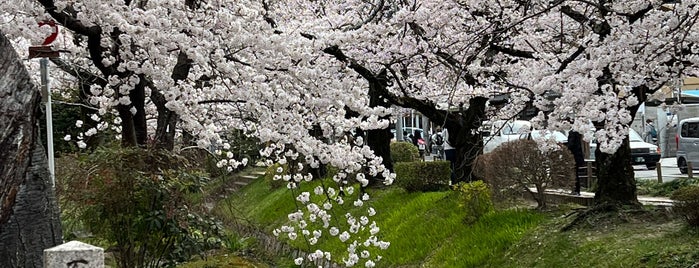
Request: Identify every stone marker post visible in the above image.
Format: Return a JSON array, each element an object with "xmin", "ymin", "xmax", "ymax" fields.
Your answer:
[{"xmin": 44, "ymin": 241, "xmax": 104, "ymax": 268}]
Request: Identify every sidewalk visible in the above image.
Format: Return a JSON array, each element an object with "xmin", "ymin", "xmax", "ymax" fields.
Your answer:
[{"xmin": 543, "ymin": 188, "xmax": 674, "ymax": 207}]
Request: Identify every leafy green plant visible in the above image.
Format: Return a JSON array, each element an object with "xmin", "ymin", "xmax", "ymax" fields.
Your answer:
[
  {"xmin": 454, "ymin": 181, "xmax": 494, "ymax": 223},
  {"xmin": 59, "ymin": 146, "xmax": 224, "ymax": 267},
  {"xmin": 390, "ymin": 141, "xmax": 420, "ymax": 163},
  {"xmin": 637, "ymin": 178, "xmax": 699, "ymax": 197},
  {"xmin": 670, "ymin": 185, "xmax": 699, "ymax": 226},
  {"xmin": 393, "ymin": 161, "xmax": 451, "ymax": 192}
]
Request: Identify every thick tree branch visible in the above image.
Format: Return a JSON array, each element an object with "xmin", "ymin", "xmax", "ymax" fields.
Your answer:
[
  {"xmin": 561, "ymin": 5, "xmax": 611, "ymax": 39},
  {"xmin": 489, "ymin": 44, "xmax": 536, "ymax": 59},
  {"xmin": 37, "ymin": 0, "xmax": 112, "ymax": 76},
  {"xmin": 556, "ymin": 45, "xmax": 586, "ymax": 74}
]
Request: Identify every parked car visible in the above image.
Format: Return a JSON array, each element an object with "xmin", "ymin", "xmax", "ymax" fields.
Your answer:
[
  {"xmin": 528, "ymin": 129, "xmax": 568, "ymax": 145},
  {"xmin": 589, "ymin": 128, "xmax": 661, "ymax": 170},
  {"xmin": 483, "ymin": 120, "xmax": 532, "ymax": 153},
  {"xmin": 676, "ymin": 117, "xmax": 699, "ymax": 174}
]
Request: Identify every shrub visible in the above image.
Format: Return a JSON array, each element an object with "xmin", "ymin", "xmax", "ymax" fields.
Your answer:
[
  {"xmin": 391, "ymin": 141, "xmax": 420, "ymax": 163},
  {"xmin": 481, "ymin": 139, "xmax": 575, "ymax": 209},
  {"xmin": 394, "ymin": 160, "xmax": 451, "ymax": 191},
  {"xmin": 59, "ymin": 147, "xmax": 224, "ymax": 268},
  {"xmin": 670, "ymin": 185, "xmax": 699, "ymax": 226},
  {"xmin": 637, "ymin": 178, "xmax": 699, "ymax": 197},
  {"xmin": 454, "ymin": 181, "xmax": 494, "ymax": 223},
  {"xmin": 473, "ymin": 154, "xmax": 521, "ymax": 202}
]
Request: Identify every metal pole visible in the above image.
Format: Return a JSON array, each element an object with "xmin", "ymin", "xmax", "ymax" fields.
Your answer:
[{"xmin": 40, "ymin": 58, "xmax": 55, "ymax": 187}]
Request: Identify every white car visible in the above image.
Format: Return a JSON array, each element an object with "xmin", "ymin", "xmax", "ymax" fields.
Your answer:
[
  {"xmin": 589, "ymin": 128, "xmax": 661, "ymax": 169},
  {"xmin": 482, "ymin": 120, "xmax": 532, "ymax": 153}
]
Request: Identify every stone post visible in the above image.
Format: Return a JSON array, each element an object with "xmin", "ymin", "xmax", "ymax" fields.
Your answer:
[{"xmin": 44, "ymin": 241, "xmax": 104, "ymax": 268}]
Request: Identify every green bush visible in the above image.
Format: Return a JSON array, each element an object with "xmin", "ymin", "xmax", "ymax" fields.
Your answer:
[
  {"xmin": 670, "ymin": 185, "xmax": 699, "ymax": 226},
  {"xmin": 637, "ymin": 178, "xmax": 699, "ymax": 197},
  {"xmin": 59, "ymin": 147, "xmax": 224, "ymax": 268},
  {"xmin": 454, "ymin": 181, "xmax": 494, "ymax": 223},
  {"xmin": 394, "ymin": 160, "xmax": 451, "ymax": 191},
  {"xmin": 391, "ymin": 141, "xmax": 420, "ymax": 163}
]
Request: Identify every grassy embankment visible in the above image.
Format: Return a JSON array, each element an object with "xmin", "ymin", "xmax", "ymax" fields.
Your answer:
[{"xmin": 185, "ymin": 171, "xmax": 699, "ymax": 267}]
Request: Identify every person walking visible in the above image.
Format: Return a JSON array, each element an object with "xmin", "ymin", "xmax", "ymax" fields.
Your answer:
[
  {"xmin": 442, "ymin": 127, "xmax": 457, "ymax": 184},
  {"xmin": 431, "ymin": 126, "xmax": 445, "ymax": 158},
  {"xmin": 566, "ymin": 131, "xmax": 585, "ymax": 196},
  {"xmin": 644, "ymin": 119, "xmax": 656, "ymax": 144}
]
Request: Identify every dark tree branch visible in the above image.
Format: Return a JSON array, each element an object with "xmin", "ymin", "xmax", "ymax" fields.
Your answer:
[
  {"xmin": 197, "ymin": 99, "xmax": 247, "ymax": 104},
  {"xmin": 556, "ymin": 45, "xmax": 586, "ymax": 74},
  {"xmin": 561, "ymin": 5, "xmax": 611, "ymax": 39},
  {"xmin": 489, "ymin": 44, "xmax": 536, "ymax": 59},
  {"xmin": 37, "ymin": 0, "xmax": 112, "ymax": 77}
]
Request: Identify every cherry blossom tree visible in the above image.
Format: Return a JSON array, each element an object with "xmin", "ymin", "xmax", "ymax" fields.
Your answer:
[
  {"xmin": 266, "ymin": 0, "xmax": 540, "ymax": 184},
  {"xmin": 2, "ymin": 0, "xmax": 395, "ymax": 266},
  {"xmin": 493, "ymin": 0, "xmax": 699, "ymax": 207},
  {"xmin": 269, "ymin": 0, "xmax": 699, "ymax": 207},
  {"xmin": 4, "ymin": 0, "xmax": 699, "ymax": 264}
]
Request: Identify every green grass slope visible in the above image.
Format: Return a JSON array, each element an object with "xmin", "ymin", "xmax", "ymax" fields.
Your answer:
[{"xmin": 215, "ymin": 177, "xmax": 544, "ymax": 267}]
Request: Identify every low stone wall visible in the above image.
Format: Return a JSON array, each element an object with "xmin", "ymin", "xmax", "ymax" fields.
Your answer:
[{"xmin": 541, "ymin": 192, "xmax": 595, "ymax": 206}]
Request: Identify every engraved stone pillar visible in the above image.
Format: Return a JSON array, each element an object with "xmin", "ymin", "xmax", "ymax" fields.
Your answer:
[{"xmin": 44, "ymin": 241, "xmax": 104, "ymax": 268}]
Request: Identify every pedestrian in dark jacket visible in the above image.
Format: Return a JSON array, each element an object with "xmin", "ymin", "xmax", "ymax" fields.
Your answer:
[{"xmin": 567, "ymin": 131, "xmax": 585, "ymax": 195}]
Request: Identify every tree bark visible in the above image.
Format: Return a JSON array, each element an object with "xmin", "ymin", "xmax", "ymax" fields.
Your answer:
[
  {"xmin": 593, "ymin": 137, "xmax": 640, "ymax": 207},
  {"xmin": 0, "ymin": 30, "xmax": 63, "ymax": 267},
  {"xmin": 444, "ymin": 97, "xmax": 489, "ymax": 183},
  {"xmin": 592, "ymin": 91, "xmax": 644, "ymax": 207},
  {"xmin": 365, "ymin": 70, "xmax": 394, "ymax": 185}
]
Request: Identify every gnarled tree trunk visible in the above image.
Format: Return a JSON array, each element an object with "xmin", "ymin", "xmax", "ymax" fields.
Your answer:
[
  {"xmin": 594, "ymin": 137, "xmax": 640, "ymax": 207},
  {"xmin": 0, "ymin": 30, "xmax": 63, "ymax": 267}
]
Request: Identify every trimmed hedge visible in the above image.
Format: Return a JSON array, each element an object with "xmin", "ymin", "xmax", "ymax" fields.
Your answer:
[
  {"xmin": 394, "ymin": 160, "xmax": 451, "ymax": 192},
  {"xmin": 391, "ymin": 141, "xmax": 420, "ymax": 163}
]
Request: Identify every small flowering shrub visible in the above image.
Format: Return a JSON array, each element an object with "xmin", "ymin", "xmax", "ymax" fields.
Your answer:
[
  {"xmin": 670, "ymin": 185, "xmax": 699, "ymax": 226},
  {"xmin": 390, "ymin": 141, "xmax": 420, "ymax": 163},
  {"xmin": 394, "ymin": 161, "xmax": 451, "ymax": 192},
  {"xmin": 454, "ymin": 181, "xmax": 494, "ymax": 223}
]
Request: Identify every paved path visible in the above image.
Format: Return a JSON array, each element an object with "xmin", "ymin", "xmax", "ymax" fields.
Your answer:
[{"xmin": 543, "ymin": 188, "xmax": 674, "ymax": 206}]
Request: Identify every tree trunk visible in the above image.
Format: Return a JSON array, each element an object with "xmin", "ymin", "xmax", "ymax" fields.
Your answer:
[
  {"xmin": 0, "ymin": 30, "xmax": 63, "ymax": 267},
  {"xmin": 365, "ymin": 71, "xmax": 393, "ymax": 185},
  {"xmin": 594, "ymin": 137, "xmax": 641, "ymax": 207},
  {"xmin": 592, "ymin": 93, "xmax": 642, "ymax": 207},
  {"xmin": 445, "ymin": 97, "xmax": 489, "ymax": 183}
]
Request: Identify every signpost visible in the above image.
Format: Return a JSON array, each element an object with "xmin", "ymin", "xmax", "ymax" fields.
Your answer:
[{"xmin": 29, "ymin": 20, "xmax": 60, "ymax": 187}]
